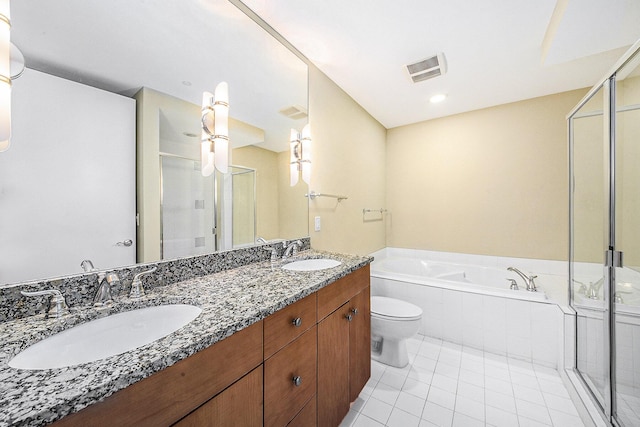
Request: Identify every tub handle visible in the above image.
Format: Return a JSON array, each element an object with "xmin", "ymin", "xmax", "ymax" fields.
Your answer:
[{"xmin": 507, "ymin": 279, "xmax": 519, "ymax": 290}]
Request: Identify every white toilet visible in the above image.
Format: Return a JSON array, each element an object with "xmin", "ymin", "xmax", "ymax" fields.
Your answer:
[{"xmin": 370, "ymin": 296, "xmax": 423, "ymax": 368}]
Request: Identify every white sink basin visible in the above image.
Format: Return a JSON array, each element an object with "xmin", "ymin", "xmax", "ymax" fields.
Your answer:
[
  {"xmin": 9, "ymin": 304, "xmax": 202, "ymax": 370},
  {"xmin": 282, "ymin": 259, "xmax": 342, "ymax": 271}
]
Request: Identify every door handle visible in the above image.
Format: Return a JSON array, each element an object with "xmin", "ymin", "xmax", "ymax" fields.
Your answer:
[{"xmin": 116, "ymin": 239, "xmax": 133, "ymax": 247}]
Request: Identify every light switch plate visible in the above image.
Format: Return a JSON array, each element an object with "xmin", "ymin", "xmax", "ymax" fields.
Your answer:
[{"xmin": 314, "ymin": 216, "xmax": 321, "ymax": 232}]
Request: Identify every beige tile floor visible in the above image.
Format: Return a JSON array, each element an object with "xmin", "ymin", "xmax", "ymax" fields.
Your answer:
[{"xmin": 340, "ymin": 334, "xmax": 586, "ymax": 427}]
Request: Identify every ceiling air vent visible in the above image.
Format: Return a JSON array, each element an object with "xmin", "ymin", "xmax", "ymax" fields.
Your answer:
[
  {"xmin": 406, "ymin": 53, "xmax": 447, "ymax": 83},
  {"xmin": 279, "ymin": 105, "xmax": 308, "ymax": 120}
]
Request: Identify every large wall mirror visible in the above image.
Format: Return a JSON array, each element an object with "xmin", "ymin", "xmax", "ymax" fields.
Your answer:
[{"xmin": 0, "ymin": 0, "xmax": 309, "ymax": 286}]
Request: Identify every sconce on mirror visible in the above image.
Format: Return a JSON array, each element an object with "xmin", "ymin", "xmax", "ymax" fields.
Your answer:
[
  {"xmin": 201, "ymin": 81, "xmax": 229, "ymax": 175},
  {"xmin": 0, "ymin": 0, "xmax": 11, "ymax": 151},
  {"xmin": 290, "ymin": 123, "xmax": 311, "ymax": 186},
  {"xmin": 0, "ymin": 0, "xmax": 25, "ymax": 152}
]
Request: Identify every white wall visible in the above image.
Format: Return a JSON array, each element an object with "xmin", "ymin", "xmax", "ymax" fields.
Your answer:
[{"xmin": 0, "ymin": 69, "xmax": 136, "ymax": 284}]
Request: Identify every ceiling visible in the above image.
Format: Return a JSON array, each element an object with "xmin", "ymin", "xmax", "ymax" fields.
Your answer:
[
  {"xmin": 241, "ymin": 0, "xmax": 640, "ymax": 129},
  {"xmin": 11, "ymin": 0, "xmax": 308, "ymax": 153}
]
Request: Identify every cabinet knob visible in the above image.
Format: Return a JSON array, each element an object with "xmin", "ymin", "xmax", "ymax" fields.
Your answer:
[
  {"xmin": 292, "ymin": 375, "xmax": 302, "ymax": 387},
  {"xmin": 351, "ymin": 308, "xmax": 358, "ymax": 315},
  {"xmin": 292, "ymin": 317, "xmax": 302, "ymax": 327},
  {"xmin": 345, "ymin": 314, "xmax": 353, "ymax": 322}
]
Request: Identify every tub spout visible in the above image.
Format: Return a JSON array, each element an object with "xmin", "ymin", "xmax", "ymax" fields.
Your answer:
[{"xmin": 507, "ymin": 267, "xmax": 537, "ymax": 292}]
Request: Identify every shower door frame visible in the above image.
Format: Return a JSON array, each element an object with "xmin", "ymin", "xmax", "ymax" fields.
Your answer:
[{"xmin": 568, "ymin": 39, "xmax": 640, "ymax": 427}]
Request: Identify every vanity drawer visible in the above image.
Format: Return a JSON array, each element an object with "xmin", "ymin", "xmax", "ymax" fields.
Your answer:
[
  {"xmin": 317, "ymin": 265, "xmax": 369, "ymax": 320},
  {"xmin": 263, "ymin": 293, "xmax": 316, "ymax": 359},
  {"xmin": 264, "ymin": 326, "xmax": 317, "ymax": 427}
]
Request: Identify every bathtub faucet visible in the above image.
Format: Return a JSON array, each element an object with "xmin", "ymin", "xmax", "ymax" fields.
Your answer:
[
  {"xmin": 507, "ymin": 267, "xmax": 538, "ymax": 292},
  {"xmin": 586, "ymin": 277, "xmax": 604, "ymax": 300}
]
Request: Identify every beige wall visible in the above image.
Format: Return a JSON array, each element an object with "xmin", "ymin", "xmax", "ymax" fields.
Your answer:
[
  {"xmin": 617, "ymin": 75, "xmax": 640, "ymax": 267},
  {"xmin": 135, "ymin": 87, "xmax": 171, "ymax": 262},
  {"xmin": 386, "ymin": 89, "xmax": 588, "ymax": 261},
  {"xmin": 277, "ymin": 151, "xmax": 310, "ymax": 239},
  {"xmin": 233, "ymin": 145, "xmax": 280, "ymax": 240},
  {"xmin": 308, "ymin": 65, "xmax": 387, "ymax": 255}
]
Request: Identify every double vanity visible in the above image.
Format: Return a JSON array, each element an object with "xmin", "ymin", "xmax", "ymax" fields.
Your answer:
[{"xmin": 0, "ymin": 250, "xmax": 372, "ymax": 426}]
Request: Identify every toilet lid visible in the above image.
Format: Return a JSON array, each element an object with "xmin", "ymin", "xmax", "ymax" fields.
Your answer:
[{"xmin": 371, "ymin": 296, "xmax": 422, "ymax": 320}]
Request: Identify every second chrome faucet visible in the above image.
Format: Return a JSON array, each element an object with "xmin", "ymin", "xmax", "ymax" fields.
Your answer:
[{"xmin": 507, "ymin": 267, "xmax": 538, "ymax": 292}]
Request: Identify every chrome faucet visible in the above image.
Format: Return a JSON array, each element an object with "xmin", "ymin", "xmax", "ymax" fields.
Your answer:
[
  {"xmin": 129, "ymin": 267, "xmax": 157, "ymax": 299},
  {"xmin": 586, "ymin": 277, "xmax": 605, "ymax": 300},
  {"xmin": 21, "ymin": 289, "xmax": 70, "ymax": 318},
  {"xmin": 283, "ymin": 240, "xmax": 303, "ymax": 259},
  {"xmin": 507, "ymin": 267, "xmax": 538, "ymax": 292},
  {"xmin": 256, "ymin": 237, "xmax": 268, "ymax": 244},
  {"xmin": 94, "ymin": 272, "xmax": 120, "ymax": 307},
  {"xmin": 80, "ymin": 259, "xmax": 97, "ymax": 272}
]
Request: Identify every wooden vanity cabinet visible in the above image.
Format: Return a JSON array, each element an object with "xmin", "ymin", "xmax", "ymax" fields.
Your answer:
[
  {"xmin": 51, "ymin": 265, "xmax": 370, "ymax": 427},
  {"xmin": 317, "ymin": 265, "xmax": 371, "ymax": 427}
]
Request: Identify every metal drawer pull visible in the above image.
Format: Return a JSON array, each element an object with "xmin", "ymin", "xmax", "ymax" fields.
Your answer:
[
  {"xmin": 345, "ymin": 314, "xmax": 353, "ymax": 322},
  {"xmin": 292, "ymin": 317, "xmax": 302, "ymax": 327},
  {"xmin": 292, "ymin": 376, "xmax": 302, "ymax": 387},
  {"xmin": 351, "ymin": 308, "xmax": 358, "ymax": 315}
]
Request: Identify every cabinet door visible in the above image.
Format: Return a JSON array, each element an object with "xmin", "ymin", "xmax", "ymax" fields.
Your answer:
[
  {"xmin": 317, "ymin": 302, "xmax": 351, "ymax": 427},
  {"xmin": 349, "ymin": 286, "xmax": 371, "ymax": 402},
  {"xmin": 174, "ymin": 366, "xmax": 263, "ymax": 427}
]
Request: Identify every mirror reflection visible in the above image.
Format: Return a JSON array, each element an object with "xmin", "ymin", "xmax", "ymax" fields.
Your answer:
[{"xmin": 0, "ymin": 0, "xmax": 309, "ymax": 286}]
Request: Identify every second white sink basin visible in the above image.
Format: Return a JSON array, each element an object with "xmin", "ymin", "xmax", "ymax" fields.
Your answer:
[
  {"xmin": 9, "ymin": 304, "xmax": 202, "ymax": 370},
  {"xmin": 282, "ymin": 259, "xmax": 342, "ymax": 271}
]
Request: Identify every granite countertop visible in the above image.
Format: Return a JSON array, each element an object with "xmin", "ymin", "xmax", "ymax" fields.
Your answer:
[{"xmin": 0, "ymin": 250, "xmax": 372, "ymax": 427}]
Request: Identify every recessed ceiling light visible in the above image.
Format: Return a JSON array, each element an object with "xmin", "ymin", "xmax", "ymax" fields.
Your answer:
[
  {"xmin": 182, "ymin": 81, "xmax": 192, "ymax": 86},
  {"xmin": 430, "ymin": 94, "xmax": 447, "ymax": 104},
  {"xmin": 183, "ymin": 132, "xmax": 198, "ymax": 138}
]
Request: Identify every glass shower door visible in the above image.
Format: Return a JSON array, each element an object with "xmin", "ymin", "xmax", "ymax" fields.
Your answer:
[
  {"xmin": 570, "ymin": 84, "xmax": 610, "ymax": 411},
  {"xmin": 160, "ymin": 155, "xmax": 216, "ymax": 260},
  {"xmin": 613, "ymin": 50, "xmax": 640, "ymax": 427}
]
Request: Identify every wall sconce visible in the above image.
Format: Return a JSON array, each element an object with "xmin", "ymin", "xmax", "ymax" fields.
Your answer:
[
  {"xmin": 290, "ymin": 124, "xmax": 311, "ymax": 186},
  {"xmin": 0, "ymin": 0, "xmax": 11, "ymax": 152},
  {"xmin": 0, "ymin": 0, "xmax": 23, "ymax": 153},
  {"xmin": 200, "ymin": 82, "xmax": 229, "ymax": 176}
]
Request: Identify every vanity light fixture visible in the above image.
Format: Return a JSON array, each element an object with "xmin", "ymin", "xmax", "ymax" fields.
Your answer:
[
  {"xmin": 0, "ymin": 0, "xmax": 11, "ymax": 152},
  {"xmin": 290, "ymin": 124, "xmax": 311, "ymax": 186},
  {"xmin": 200, "ymin": 82, "xmax": 229, "ymax": 176}
]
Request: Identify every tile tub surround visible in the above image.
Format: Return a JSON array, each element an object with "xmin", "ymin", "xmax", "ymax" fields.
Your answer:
[
  {"xmin": 0, "ymin": 237, "xmax": 310, "ymax": 323},
  {"xmin": 0, "ymin": 249, "xmax": 370, "ymax": 427}
]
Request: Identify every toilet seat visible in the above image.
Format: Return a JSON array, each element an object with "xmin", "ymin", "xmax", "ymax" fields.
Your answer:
[{"xmin": 371, "ymin": 296, "xmax": 422, "ymax": 321}]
